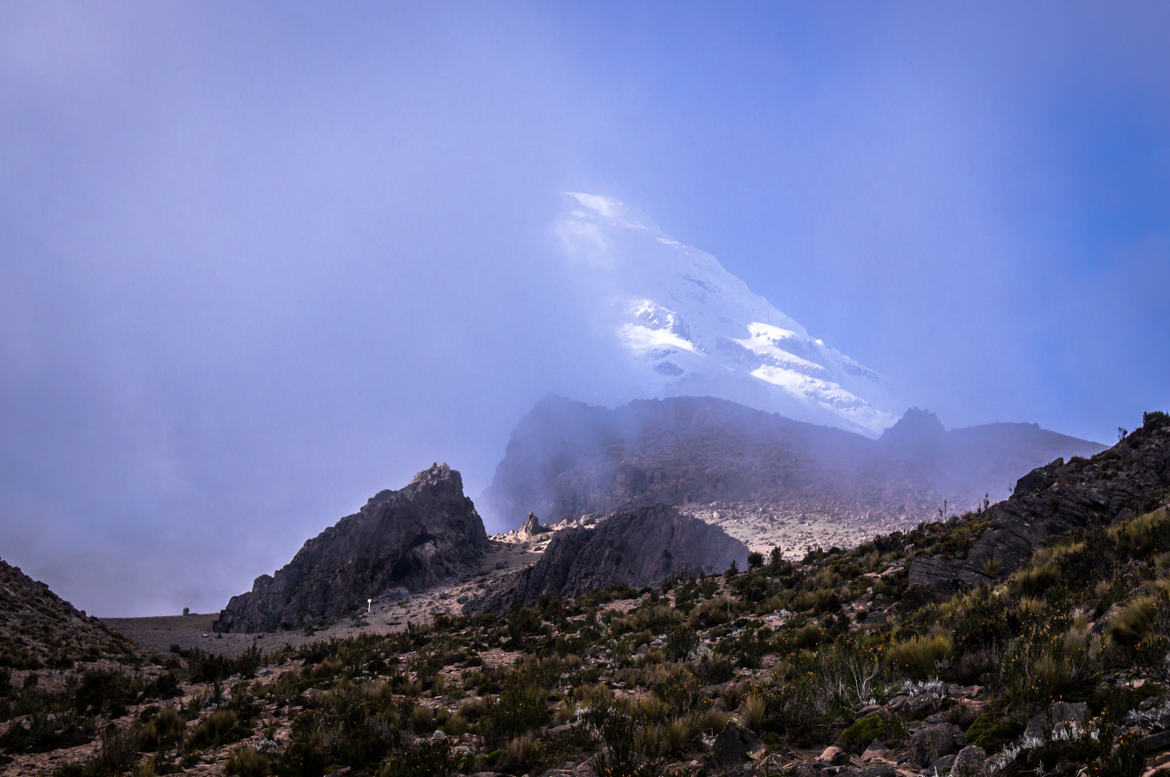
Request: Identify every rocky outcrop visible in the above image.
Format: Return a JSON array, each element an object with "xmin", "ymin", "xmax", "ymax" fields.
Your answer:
[
  {"xmin": 479, "ymin": 396, "xmax": 1104, "ymax": 531},
  {"xmin": 471, "ymin": 504, "xmax": 748, "ymax": 611},
  {"xmin": 214, "ymin": 463, "xmax": 489, "ymax": 632},
  {"xmin": 909, "ymin": 414, "xmax": 1170, "ymax": 594},
  {"xmin": 520, "ymin": 512, "xmax": 549, "ymax": 536}
]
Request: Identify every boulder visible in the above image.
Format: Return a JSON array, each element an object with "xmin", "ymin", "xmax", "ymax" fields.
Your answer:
[
  {"xmin": 471, "ymin": 504, "xmax": 748, "ymax": 611},
  {"xmin": 1024, "ymin": 701, "xmax": 1088, "ymax": 742},
  {"xmin": 951, "ymin": 745, "xmax": 989, "ymax": 777},
  {"xmin": 711, "ymin": 719, "xmax": 759, "ymax": 766},
  {"xmin": 909, "ymin": 722, "xmax": 962, "ymax": 767}
]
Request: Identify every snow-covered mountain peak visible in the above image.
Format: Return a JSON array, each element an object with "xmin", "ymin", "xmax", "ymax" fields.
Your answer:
[{"xmin": 556, "ymin": 193, "xmax": 897, "ymax": 437}]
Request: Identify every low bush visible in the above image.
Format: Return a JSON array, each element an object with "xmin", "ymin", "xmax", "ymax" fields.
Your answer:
[
  {"xmin": 839, "ymin": 713, "xmax": 904, "ymax": 753},
  {"xmin": 478, "ymin": 676, "xmax": 547, "ymax": 749},
  {"xmin": 1109, "ymin": 596, "xmax": 1157, "ymax": 647},
  {"xmin": 226, "ymin": 745, "xmax": 270, "ymax": 777},
  {"xmin": 186, "ymin": 709, "xmax": 249, "ymax": 751},
  {"xmin": 886, "ymin": 634, "xmax": 952, "ymax": 680},
  {"xmin": 965, "ymin": 709, "xmax": 1021, "ymax": 753},
  {"xmin": 379, "ymin": 739, "xmax": 466, "ymax": 777}
]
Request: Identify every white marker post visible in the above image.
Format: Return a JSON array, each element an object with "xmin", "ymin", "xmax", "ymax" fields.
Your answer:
[{"xmin": 367, "ymin": 598, "xmax": 372, "ymax": 614}]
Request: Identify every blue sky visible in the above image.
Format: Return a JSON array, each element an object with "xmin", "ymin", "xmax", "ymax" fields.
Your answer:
[{"xmin": 1, "ymin": 2, "xmax": 1168, "ymax": 615}]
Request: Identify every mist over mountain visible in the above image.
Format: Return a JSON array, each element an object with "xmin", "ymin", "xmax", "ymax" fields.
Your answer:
[
  {"xmin": 479, "ymin": 395, "xmax": 1104, "ymax": 532},
  {"xmin": 557, "ymin": 193, "xmax": 897, "ymax": 436}
]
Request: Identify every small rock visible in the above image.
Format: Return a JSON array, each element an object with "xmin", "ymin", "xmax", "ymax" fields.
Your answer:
[
  {"xmin": 818, "ymin": 744, "xmax": 847, "ymax": 764},
  {"xmin": 431, "ymin": 729, "xmax": 447, "ymax": 740},
  {"xmin": 1143, "ymin": 729, "xmax": 1170, "ymax": 753},
  {"xmin": 839, "ymin": 765, "xmax": 895, "ymax": 777}
]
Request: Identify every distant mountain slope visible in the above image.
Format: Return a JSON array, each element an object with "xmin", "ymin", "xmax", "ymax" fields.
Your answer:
[
  {"xmin": 480, "ymin": 396, "xmax": 1104, "ymax": 531},
  {"xmin": 214, "ymin": 463, "xmax": 489, "ymax": 632},
  {"xmin": 557, "ymin": 193, "xmax": 896, "ymax": 435},
  {"xmin": 0, "ymin": 559, "xmax": 137, "ymax": 669}
]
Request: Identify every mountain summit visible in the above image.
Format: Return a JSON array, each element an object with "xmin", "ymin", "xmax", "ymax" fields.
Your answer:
[{"xmin": 556, "ymin": 193, "xmax": 896, "ymax": 435}]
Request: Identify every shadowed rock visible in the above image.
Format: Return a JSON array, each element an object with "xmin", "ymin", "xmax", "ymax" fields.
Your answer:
[
  {"xmin": 471, "ymin": 504, "xmax": 748, "ymax": 612},
  {"xmin": 909, "ymin": 414, "xmax": 1170, "ymax": 594},
  {"xmin": 214, "ymin": 463, "xmax": 489, "ymax": 632}
]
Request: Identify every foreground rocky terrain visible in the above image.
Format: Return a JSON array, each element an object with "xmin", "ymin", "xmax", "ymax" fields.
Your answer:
[
  {"xmin": 2, "ymin": 412, "xmax": 1168, "ymax": 777},
  {"xmin": 479, "ymin": 396, "xmax": 1103, "ymax": 534}
]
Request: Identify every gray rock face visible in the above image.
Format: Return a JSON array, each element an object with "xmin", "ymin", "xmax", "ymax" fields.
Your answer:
[
  {"xmin": 712, "ymin": 719, "xmax": 760, "ymax": 766},
  {"xmin": 472, "ymin": 504, "xmax": 748, "ymax": 612},
  {"xmin": 908, "ymin": 722, "xmax": 962, "ymax": 767},
  {"xmin": 909, "ymin": 416, "xmax": 1170, "ymax": 594},
  {"xmin": 214, "ymin": 463, "xmax": 489, "ymax": 632},
  {"xmin": 951, "ymin": 745, "xmax": 988, "ymax": 777}
]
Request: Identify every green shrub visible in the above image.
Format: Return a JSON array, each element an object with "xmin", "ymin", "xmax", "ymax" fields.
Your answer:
[
  {"xmin": 1013, "ymin": 562, "xmax": 1060, "ymax": 596},
  {"xmin": 1, "ymin": 709, "xmax": 92, "ymax": 753},
  {"xmin": 1142, "ymin": 410, "xmax": 1169, "ymax": 429},
  {"xmin": 478, "ymin": 676, "xmax": 547, "ymax": 749},
  {"xmin": 186, "ymin": 709, "xmax": 249, "ymax": 751},
  {"xmin": 73, "ymin": 669, "xmax": 139, "ymax": 717},
  {"xmin": 58, "ymin": 725, "xmax": 139, "ymax": 777},
  {"xmin": 379, "ymin": 739, "xmax": 465, "ymax": 777},
  {"xmin": 886, "ymin": 634, "xmax": 952, "ymax": 680},
  {"xmin": 589, "ymin": 707, "xmax": 663, "ymax": 777},
  {"xmin": 273, "ymin": 711, "xmax": 326, "ymax": 777},
  {"xmin": 966, "ymin": 710, "xmax": 1021, "ymax": 753},
  {"xmin": 137, "ymin": 706, "xmax": 185, "ymax": 751},
  {"xmin": 793, "ymin": 623, "xmax": 822, "ymax": 649},
  {"xmin": 1113, "ymin": 509, "xmax": 1170, "ymax": 558},
  {"xmin": 839, "ymin": 714, "xmax": 905, "ymax": 753},
  {"xmin": 226, "ymin": 745, "xmax": 270, "ymax": 777},
  {"xmin": 1109, "ymin": 596, "xmax": 1157, "ymax": 647}
]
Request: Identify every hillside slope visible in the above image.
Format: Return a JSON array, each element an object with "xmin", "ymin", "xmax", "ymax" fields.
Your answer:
[{"xmin": 0, "ymin": 559, "xmax": 138, "ymax": 670}]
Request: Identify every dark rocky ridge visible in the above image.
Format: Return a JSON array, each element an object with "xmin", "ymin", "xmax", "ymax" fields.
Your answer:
[
  {"xmin": 480, "ymin": 396, "xmax": 1104, "ymax": 529},
  {"xmin": 0, "ymin": 558, "xmax": 138, "ymax": 668},
  {"xmin": 909, "ymin": 412, "xmax": 1170, "ymax": 593},
  {"xmin": 214, "ymin": 463, "xmax": 489, "ymax": 632},
  {"xmin": 471, "ymin": 504, "xmax": 749, "ymax": 612}
]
